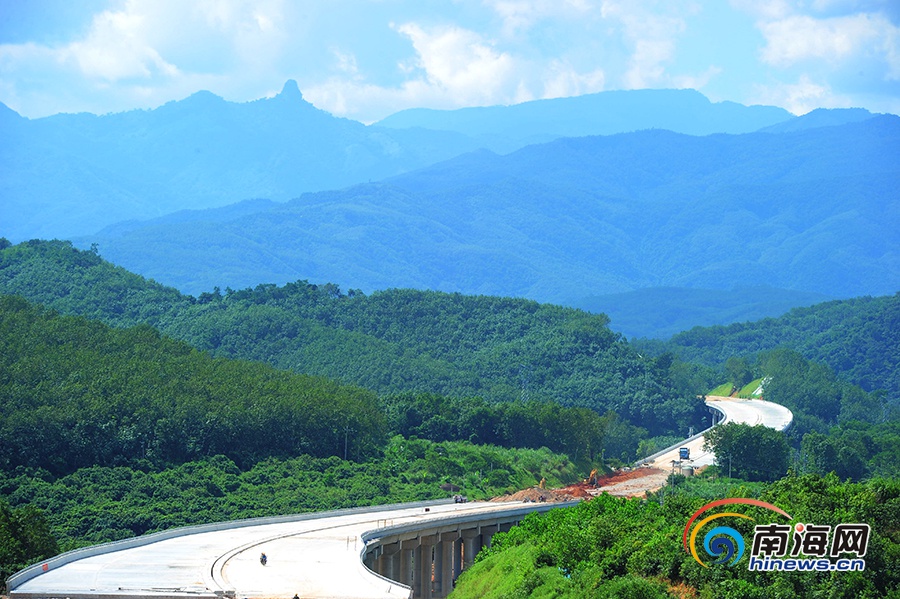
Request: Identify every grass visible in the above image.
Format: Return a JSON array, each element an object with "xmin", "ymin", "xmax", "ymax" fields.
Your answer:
[
  {"xmin": 737, "ymin": 378, "xmax": 764, "ymax": 398},
  {"xmin": 708, "ymin": 379, "xmax": 764, "ymax": 398},
  {"xmin": 708, "ymin": 382, "xmax": 734, "ymax": 396}
]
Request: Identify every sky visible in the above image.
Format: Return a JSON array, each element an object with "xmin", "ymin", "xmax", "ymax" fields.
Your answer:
[{"xmin": 0, "ymin": 0, "xmax": 898, "ymax": 122}]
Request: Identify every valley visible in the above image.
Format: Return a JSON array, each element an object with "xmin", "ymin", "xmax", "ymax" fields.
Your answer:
[{"xmin": 1, "ymin": 81, "xmax": 897, "ymax": 598}]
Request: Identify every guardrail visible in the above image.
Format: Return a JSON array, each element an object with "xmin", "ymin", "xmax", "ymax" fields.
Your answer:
[
  {"xmin": 7, "ymin": 498, "xmax": 453, "ymax": 592},
  {"xmin": 633, "ymin": 399, "xmax": 728, "ymax": 466},
  {"xmin": 356, "ymin": 500, "xmax": 581, "ymax": 597}
]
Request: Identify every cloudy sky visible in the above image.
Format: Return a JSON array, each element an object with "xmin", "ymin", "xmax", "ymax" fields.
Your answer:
[{"xmin": 1, "ymin": 0, "xmax": 898, "ymax": 122}]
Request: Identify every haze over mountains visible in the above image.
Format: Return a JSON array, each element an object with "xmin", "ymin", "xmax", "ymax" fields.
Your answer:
[
  {"xmin": 375, "ymin": 88, "xmax": 793, "ymax": 151},
  {"xmin": 2, "ymin": 82, "xmax": 898, "ymax": 337},
  {"xmin": 76, "ymin": 115, "xmax": 899, "ymax": 307},
  {"xmin": 3, "ymin": 83, "xmax": 798, "ymax": 242},
  {"xmin": 1, "ymin": 80, "xmax": 476, "ymax": 241}
]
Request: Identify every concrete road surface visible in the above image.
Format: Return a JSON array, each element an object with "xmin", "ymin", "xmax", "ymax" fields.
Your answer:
[
  {"xmin": 10, "ymin": 500, "xmax": 565, "ymax": 599},
  {"xmin": 646, "ymin": 396, "xmax": 793, "ymax": 471}
]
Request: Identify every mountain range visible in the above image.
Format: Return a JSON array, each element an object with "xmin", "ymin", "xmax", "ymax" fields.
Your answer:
[
  {"xmin": 375, "ymin": 88, "xmax": 794, "ymax": 151},
  {"xmin": 4, "ymin": 84, "xmax": 804, "ymax": 242},
  {"xmin": 72, "ymin": 115, "xmax": 900, "ymax": 310},
  {"xmin": 2, "ymin": 82, "xmax": 897, "ymax": 337},
  {"xmin": 0, "ymin": 80, "xmax": 475, "ymax": 241}
]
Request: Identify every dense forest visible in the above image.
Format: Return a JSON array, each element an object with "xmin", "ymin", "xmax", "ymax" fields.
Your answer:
[
  {"xmin": 454, "ymin": 474, "xmax": 900, "ymax": 598},
  {"xmin": 640, "ymin": 293, "xmax": 900, "ymax": 398},
  {"xmin": 0, "ymin": 240, "xmax": 709, "ymax": 439},
  {"xmin": 1, "ymin": 238, "xmax": 898, "ymax": 596},
  {"xmin": 0, "ymin": 294, "xmax": 588, "ymax": 585}
]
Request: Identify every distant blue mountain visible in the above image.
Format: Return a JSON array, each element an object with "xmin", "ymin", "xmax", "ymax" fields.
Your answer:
[
  {"xmin": 759, "ymin": 107, "xmax": 878, "ymax": 132},
  {"xmin": 76, "ymin": 115, "xmax": 900, "ymax": 310},
  {"xmin": 573, "ymin": 286, "xmax": 833, "ymax": 339},
  {"xmin": 375, "ymin": 88, "xmax": 794, "ymax": 151},
  {"xmin": 0, "ymin": 81, "xmax": 478, "ymax": 241},
  {"xmin": 2, "ymin": 84, "xmax": 803, "ymax": 242}
]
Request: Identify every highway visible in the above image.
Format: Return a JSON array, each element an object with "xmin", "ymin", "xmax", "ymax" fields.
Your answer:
[
  {"xmin": 8, "ymin": 499, "xmax": 571, "ymax": 599},
  {"xmin": 9, "ymin": 396, "xmax": 792, "ymax": 599},
  {"xmin": 645, "ymin": 395, "xmax": 793, "ymax": 470}
]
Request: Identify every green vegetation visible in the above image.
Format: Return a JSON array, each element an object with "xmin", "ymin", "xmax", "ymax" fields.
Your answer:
[
  {"xmin": 454, "ymin": 473, "xmax": 900, "ymax": 598},
  {"xmin": 1, "ymin": 438, "xmax": 577, "ymax": 553},
  {"xmin": 0, "ymin": 295, "xmax": 387, "ymax": 474},
  {"xmin": 0, "ymin": 240, "xmax": 707, "ymax": 442},
  {"xmin": 645, "ymin": 293, "xmax": 900, "ymax": 399},
  {"xmin": 736, "ymin": 378, "xmax": 763, "ymax": 398},
  {"xmin": 0, "ymin": 501, "xmax": 58, "ymax": 585},
  {"xmin": 0, "ymin": 239, "xmax": 898, "ymax": 597},
  {"xmin": 708, "ymin": 382, "xmax": 733, "ymax": 396},
  {"xmin": 0, "ymin": 293, "xmax": 587, "ymax": 587},
  {"xmin": 703, "ymin": 423, "xmax": 790, "ymax": 482}
]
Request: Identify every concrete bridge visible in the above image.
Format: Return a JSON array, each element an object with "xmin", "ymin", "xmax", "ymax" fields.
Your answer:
[
  {"xmin": 8, "ymin": 498, "xmax": 577, "ymax": 599},
  {"xmin": 8, "ymin": 396, "xmax": 792, "ymax": 599}
]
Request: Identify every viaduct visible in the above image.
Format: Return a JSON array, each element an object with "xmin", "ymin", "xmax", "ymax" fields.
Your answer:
[{"xmin": 8, "ymin": 396, "xmax": 792, "ymax": 598}]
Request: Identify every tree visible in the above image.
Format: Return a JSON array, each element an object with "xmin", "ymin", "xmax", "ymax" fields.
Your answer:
[
  {"xmin": 724, "ymin": 356, "xmax": 753, "ymax": 390},
  {"xmin": 0, "ymin": 501, "xmax": 59, "ymax": 588},
  {"xmin": 801, "ymin": 431, "xmax": 869, "ymax": 481},
  {"xmin": 703, "ymin": 422, "xmax": 790, "ymax": 482}
]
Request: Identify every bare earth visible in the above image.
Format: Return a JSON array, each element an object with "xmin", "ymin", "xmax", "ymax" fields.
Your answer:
[{"xmin": 491, "ymin": 467, "xmax": 671, "ymax": 504}]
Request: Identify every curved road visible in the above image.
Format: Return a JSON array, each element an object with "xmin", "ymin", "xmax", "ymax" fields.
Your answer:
[
  {"xmin": 9, "ymin": 500, "xmax": 565, "ymax": 599},
  {"xmin": 9, "ymin": 396, "xmax": 792, "ymax": 598},
  {"xmin": 645, "ymin": 396, "xmax": 793, "ymax": 470}
]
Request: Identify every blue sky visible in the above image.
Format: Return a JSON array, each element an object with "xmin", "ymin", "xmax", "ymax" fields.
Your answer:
[{"xmin": 1, "ymin": 0, "xmax": 898, "ymax": 122}]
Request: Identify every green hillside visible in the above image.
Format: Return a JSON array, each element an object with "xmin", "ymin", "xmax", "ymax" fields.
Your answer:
[
  {"xmin": 0, "ymin": 292, "xmax": 593, "ymax": 584},
  {"xmin": 642, "ymin": 293, "xmax": 900, "ymax": 398},
  {"xmin": 452, "ymin": 475, "xmax": 900, "ymax": 598},
  {"xmin": 0, "ymin": 240, "xmax": 708, "ymax": 438},
  {"xmin": 0, "ymin": 294, "xmax": 387, "ymax": 474},
  {"xmin": 75, "ymin": 116, "xmax": 900, "ymax": 304},
  {"xmin": 1, "ymin": 240, "xmax": 897, "ymax": 595}
]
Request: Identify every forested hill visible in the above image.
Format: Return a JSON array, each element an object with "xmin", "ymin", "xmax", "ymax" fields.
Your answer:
[
  {"xmin": 0, "ymin": 294, "xmax": 387, "ymax": 475},
  {"xmin": 78, "ymin": 115, "xmax": 900, "ymax": 303},
  {"xmin": 0, "ymin": 80, "xmax": 479, "ymax": 242},
  {"xmin": 0, "ymin": 240, "xmax": 706, "ymax": 438},
  {"xmin": 641, "ymin": 293, "xmax": 900, "ymax": 398}
]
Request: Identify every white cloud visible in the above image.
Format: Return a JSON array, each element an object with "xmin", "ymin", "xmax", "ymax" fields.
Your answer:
[
  {"xmin": 304, "ymin": 23, "xmax": 521, "ymax": 121},
  {"xmin": 304, "ymin": 21, "xmax": 612, "ymax": 122},
  {"xmin": 393, "ymin": 23, "xmax": 517, "ymax": 105},
  {"xmin": 671, "ymin": 65, "xmax": 724, "ymax": 90},
  {"xmin": 0, "ymin": 0, "xmax": 297, "ymax": 116},
  {"xmin": 485, "ymin": 0, "xmax": 594, "ymax": 34},
  {"xmin": 750, "ymin": 74, "xmax": 847, "ymax": 114},
  {"xmin": 0, "ymin": 0, "xmax": 895, "ymax": 120},
  {"xmin": 60, "ymin": 7, "xmax": 179, "ymax": 81},
  {"xmin": 599, "ymin": 1, "xmax": 691, "ymax": 89},
  {"xmin": 729, "ymin": 0, "xmax": 795, "ymax": 21},
  {"xmin": 759, "ymin": 13, "xmax": 894, "ymax": 68},
  {"xmin": 541, "ymin": 60, "xmax": 605, "ymax": 98}
]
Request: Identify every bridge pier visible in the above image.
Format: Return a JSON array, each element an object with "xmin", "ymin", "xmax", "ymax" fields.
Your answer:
[
  {"xmin": 437, "ymin": 532, "xmax": 457, "ymax": 597},
  {"xmin": 359, "ymin": 503, "xmax": 580, "ymax": 599},
  {"xmin": 400, "ymin": 539, "xmax": 417, "ymax": 589},
  {"xmin": 367, "ymin": 524, "xmax": 504, "ymax": 597}
]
